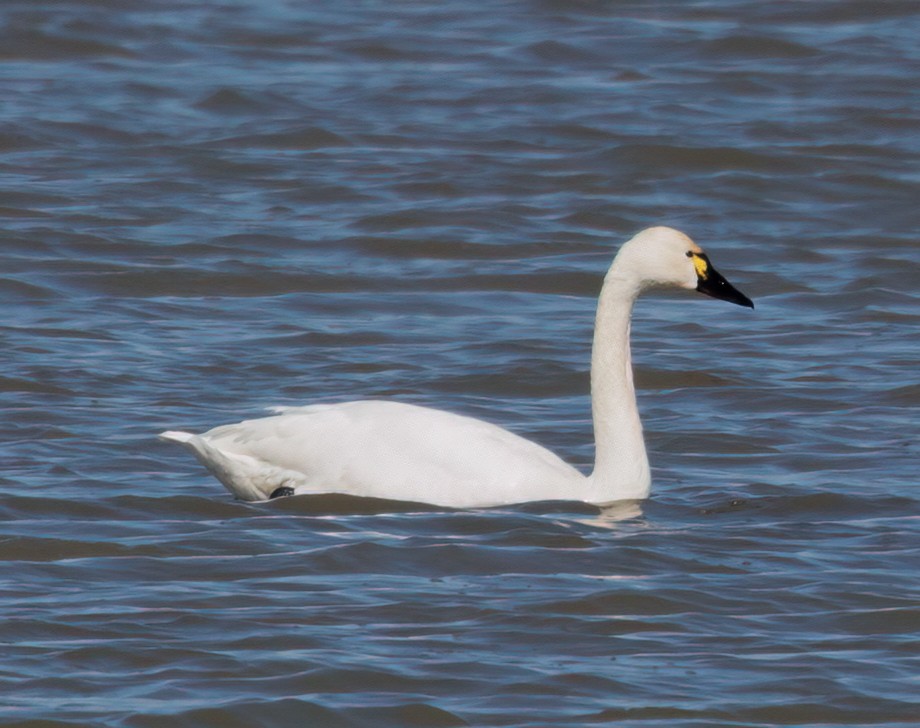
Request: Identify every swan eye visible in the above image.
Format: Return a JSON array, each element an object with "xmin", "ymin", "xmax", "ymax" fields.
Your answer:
[{"xmin": 685, "ymin": 251, "xmax": 693, "ymax": 258}]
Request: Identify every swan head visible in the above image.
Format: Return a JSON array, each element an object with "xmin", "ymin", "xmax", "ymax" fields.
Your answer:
[{"xmin": 614, "ymin": 226, "xmax": 754, "ymax": 308}]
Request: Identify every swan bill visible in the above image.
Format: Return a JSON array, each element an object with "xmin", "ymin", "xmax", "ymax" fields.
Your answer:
[{"xmin": 692, "ymin": 253, "xmax": 754, "ymax": 309}]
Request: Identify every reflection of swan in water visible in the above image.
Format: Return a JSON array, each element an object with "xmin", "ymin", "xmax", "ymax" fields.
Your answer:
[
  {"xmin": 160, "ymin": 227, "xmax": 753, "ymax": 508},
  {"xmin": 594, "ymin": 500, "xmax": 645, "ymax": 525}
]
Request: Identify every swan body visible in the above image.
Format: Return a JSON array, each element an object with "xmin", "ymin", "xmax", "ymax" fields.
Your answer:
[
  {"xmin": 160, "ymin": 226, "xmax": 753, "ymax": 507},
  {"xmin": 161, "ymin": 400, "xmax": 585, "ymax": 507}
]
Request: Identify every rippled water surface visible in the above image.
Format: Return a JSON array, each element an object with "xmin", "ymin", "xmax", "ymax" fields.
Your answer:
[{"xmin": 2, "ymin": 1, "xmax": 918, "ymax": 726}]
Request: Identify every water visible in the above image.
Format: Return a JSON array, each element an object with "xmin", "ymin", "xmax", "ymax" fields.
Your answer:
[{"xmin": 2, "ymin": 1, "xmax": 918, "ymax": 726}]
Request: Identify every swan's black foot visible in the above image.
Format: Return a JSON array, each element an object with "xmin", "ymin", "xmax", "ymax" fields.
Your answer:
[{"xmin": 270, "ymin": 486, "xmax": 295, "ymax": 499}]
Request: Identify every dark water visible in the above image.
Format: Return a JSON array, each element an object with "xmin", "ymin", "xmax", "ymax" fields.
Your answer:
[{"xmin": 2, "ymin": 1, "xmax": 918, "ymax": 726}]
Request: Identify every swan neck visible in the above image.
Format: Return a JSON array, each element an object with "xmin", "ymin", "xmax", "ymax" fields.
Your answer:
[{"xmin": 588, "ymin": 273, "xmax": 650, "ymax": 501}]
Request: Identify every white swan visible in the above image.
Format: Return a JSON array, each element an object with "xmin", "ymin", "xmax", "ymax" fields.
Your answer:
[{"xmin": 160, "ymin": 226, "xmax": 753, "ymax": 508}]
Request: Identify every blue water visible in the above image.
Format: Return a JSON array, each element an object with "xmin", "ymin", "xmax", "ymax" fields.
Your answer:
[{"xmin": 1, "ymin": 1, "xmax": 918, "ymax": 726}]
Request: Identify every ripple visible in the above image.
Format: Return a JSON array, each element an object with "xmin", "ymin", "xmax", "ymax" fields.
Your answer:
[
  {"xmin": 218, "ymin": 126, "xmax": 351, "ymax": 150},
  {"xmin": 0, "ymin": 0, "xmax": 917, "ymax": 726}
]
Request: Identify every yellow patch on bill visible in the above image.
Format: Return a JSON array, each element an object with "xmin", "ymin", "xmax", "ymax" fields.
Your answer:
[{"xmin": 692, "ymin": 253, "xmax": 709, "ymax": 280}]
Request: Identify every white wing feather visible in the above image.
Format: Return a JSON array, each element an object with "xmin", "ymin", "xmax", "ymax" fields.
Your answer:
[{"xmin": 168, "ymin": 401, "xmax": 583, "ymax": 507}]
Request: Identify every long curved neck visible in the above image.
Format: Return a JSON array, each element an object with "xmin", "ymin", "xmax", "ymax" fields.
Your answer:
[{"xmin": 586, "ymin": 271, "xmax": 651, "ymax": 501}]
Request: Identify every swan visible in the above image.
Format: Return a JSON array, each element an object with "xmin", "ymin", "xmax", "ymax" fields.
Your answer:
[{"xmin": 159, "ymin": 226, "xmax": 753, "ymax": 508}]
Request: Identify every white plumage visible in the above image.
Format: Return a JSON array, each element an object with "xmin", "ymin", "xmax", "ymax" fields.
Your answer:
[{"xmin": 160, "ymin": 226, "xmax": 753, "ymax": 507}]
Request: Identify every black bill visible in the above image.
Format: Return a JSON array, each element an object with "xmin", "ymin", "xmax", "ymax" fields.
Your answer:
[{"xmin": 692, "ymin": 253, "xmax": 754, "ymax": 308}]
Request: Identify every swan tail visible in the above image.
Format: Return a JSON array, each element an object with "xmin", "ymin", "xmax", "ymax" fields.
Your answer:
[
  {"xmin": 158, "ymin": 430, "xmax": 196, "ymax": 444},
  {"xmin": 158, "ymin": 430, "xmax": 302, "ymax": 502}
]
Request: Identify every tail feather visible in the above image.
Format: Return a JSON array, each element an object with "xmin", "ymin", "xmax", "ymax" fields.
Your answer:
[
  {"xmin": 158, "ymin": 430, "xmax": 195, "ymax": 444},
  {"xmin": 158, "ymin": 429, "xmax": 302, "ymax": 502}
]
